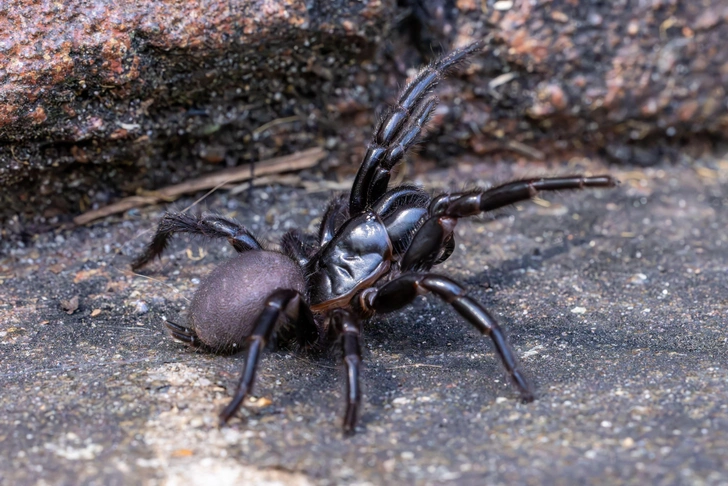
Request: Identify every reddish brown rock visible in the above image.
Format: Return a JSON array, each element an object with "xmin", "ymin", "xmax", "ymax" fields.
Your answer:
[
  {"xmin": 1, "ymin": 0, "xmax": 727, "ymax": 235},
  {"xmin": 474, "ymin": 0, "xmax": 727, "ymax": 160},
  {"xmin": 0, "ymin": 0, "xmax": 387, "ymax": 141},
  {"xmin": 0, "ymin": 0, "xmax": 395, "ymax": 234},
  {"xmin": 392, "ymin": 0, "xmax": 727, "ymax": 165}
]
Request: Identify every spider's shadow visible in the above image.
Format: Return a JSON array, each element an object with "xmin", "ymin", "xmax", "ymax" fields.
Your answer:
[
  {"xmin": 466, "ymin": 236, "xmax": 590, "ymax": 289},
  {"xmin": 339, "ymin": 237, "xmax": 592, "ymax": 418}
]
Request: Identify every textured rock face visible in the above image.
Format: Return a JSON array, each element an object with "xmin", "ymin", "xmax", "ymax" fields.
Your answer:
[
  {"xmin": 0, "ymin": 0, "xmax": 395, "ymax": 233},
  {"xmin": 398, "ymin": 0, "xmax": 728, "ymax": 164},
  {"xmin": 474, "ymin": 0, "xmax": 728, "ymax": 162},
  {"xmin": 1, "ymin": 0, "xmax": 727, "ymax": 234},
  {"xmin": 0, "ymin": 0, "xmax": 389, "ymax": 144}
]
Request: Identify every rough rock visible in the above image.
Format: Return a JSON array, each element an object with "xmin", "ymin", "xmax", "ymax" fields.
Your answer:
[
  {"xmin": 401, "ymin": 0, "xmax": 728, "ymax": 164},
  {"xmin": 0, "ymin": 0, "xmax": 394, "ymax": 233},
  {"xmin": 1, "ymin": 0, "xmax": 727, "ymax": 235}
]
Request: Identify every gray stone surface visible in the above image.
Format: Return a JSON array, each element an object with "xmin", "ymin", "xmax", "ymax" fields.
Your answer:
[{"xmin": 0, "ymin": 152, "xmax": 726, "ymax": 485}]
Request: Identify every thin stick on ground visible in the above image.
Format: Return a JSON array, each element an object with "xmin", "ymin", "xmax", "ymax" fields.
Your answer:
[{"xmin": 73, "ymin": 147, "xmax": 326, "ymax": 225}]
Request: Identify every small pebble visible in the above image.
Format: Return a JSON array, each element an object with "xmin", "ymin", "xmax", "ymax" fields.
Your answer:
[
  {"xmin": 493, "ymin": 1, "xmax": 513, "ymax": 10},
  {"xmin": 133, "ymin": 300, "xmax": 149, "ymax": 315}
]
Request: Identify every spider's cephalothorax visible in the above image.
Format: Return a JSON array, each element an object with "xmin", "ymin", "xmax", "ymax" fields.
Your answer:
[{"xmin": 132, "ymin": 41, "xmax": 617, "ymax": 435}]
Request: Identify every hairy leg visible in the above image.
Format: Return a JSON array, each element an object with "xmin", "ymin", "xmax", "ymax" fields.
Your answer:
[
  {"xmin": 280, "ymin": 229, "xmax": 319, "ymax": 267},
  {"xmin": 319, "ymin": 195, "xmax": 349, "ymax": 247},
  {"xmin": 164, "ymin": 320, "xmax": 214, "ymax": 352},
  {"xmin": 349, "ymin": 41, "xmax": 485, "ymax": 214},
  {"xmin": 132, "ymin": 212, "xmax": 261, "ymax": 271}
]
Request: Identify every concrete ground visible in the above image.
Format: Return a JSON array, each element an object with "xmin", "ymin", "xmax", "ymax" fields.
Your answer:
[{"xmin": 1, "ymin": 152, "xmax": 726, "ymax": 485}]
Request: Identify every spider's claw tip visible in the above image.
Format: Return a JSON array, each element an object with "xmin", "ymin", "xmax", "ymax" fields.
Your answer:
[
  {"xmin": 342, "ymin": 410, "xmax": 359, "ymax": 437},
  {"xmin": 218, "ymin": 415, "xmax": 231, "ymax": 428},
  {"xmin": 218, "ymin": 406, "xmax": 236, "ymax": 427}
]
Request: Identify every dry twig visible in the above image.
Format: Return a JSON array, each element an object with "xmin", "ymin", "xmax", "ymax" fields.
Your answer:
[{"xmin": 74, "ymin": 147, "xmax": 326, "ymax": 225}]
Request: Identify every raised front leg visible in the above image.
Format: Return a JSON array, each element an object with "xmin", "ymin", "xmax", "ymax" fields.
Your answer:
[
  {"xmin": 131, "ymin": 212, "xmax": 261, "ymax": 271},
  {"xmin": 401, "ymin": 175, "xmax": 617, "ymax": 271},
  {"xmin": 349, "ymin": 41, "xmax": 485, "ymax": 214},
  {"xmin": 361, "ymin": 273, "xmax": 534, "ymax": 402}
]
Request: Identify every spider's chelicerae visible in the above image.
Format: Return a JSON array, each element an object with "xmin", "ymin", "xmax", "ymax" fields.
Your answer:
[{"xmin": 132, "ymin": 42, "xmax": 616, "ymax": 434}]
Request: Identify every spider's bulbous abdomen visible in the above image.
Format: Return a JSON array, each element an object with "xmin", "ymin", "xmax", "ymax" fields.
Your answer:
[{"xmin": 188, "ymin": 251, "xmax": 306, "ymax": 352}]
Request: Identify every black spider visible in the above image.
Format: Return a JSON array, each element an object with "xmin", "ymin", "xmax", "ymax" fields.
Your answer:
[{"xmin": 131, "ymin": 42, "xmax": 616, "ymax": 435}]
